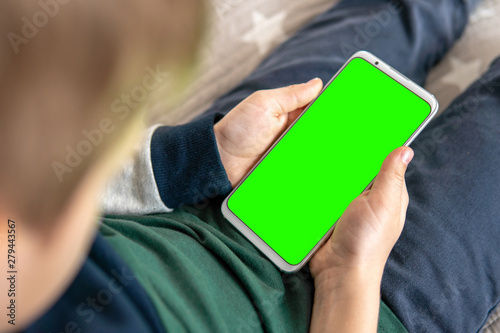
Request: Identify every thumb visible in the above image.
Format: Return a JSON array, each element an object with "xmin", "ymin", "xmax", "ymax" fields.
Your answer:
[
  {"xmin": 261, "ymin": 78, "xmax": 323, "ymax": 116},
  {"xmin": 369, "ymin": 147, "xmax": 413, "ymax": 202}
]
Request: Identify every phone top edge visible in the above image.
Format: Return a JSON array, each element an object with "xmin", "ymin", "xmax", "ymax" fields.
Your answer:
[
  {"xmin": 352, "ymin": 51, "xmax": 440, "ymax": 136},
  {"xmin": 351, "ymin": 51, "xmax": 439, "ymax": 114}
]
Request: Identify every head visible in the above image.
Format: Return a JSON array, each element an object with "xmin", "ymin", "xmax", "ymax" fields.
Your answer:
[
  {"xmin": 0, "ymin": 0, "xmax": 206, "ymax": 226},
  {"xmin": 0, "ymin": 0, "xmax": 206, "ymax": 328}
]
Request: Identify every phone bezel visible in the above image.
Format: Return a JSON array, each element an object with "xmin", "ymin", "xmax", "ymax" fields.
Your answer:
[{"xmin": 221, "ymin": 50, "xmax": 439, "ymax": 273}]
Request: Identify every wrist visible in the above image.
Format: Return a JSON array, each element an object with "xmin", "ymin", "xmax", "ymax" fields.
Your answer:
[
  {"xmin": 313, "ymin": 265, "xmax": 383, "ymax": 304},
  {"xmin": 310, "ymin": 266, "xmax": 382, "ymax": 333},
  {"xmin": 213, "ymin": 124, "xmax": 237, "ymax": 188}
]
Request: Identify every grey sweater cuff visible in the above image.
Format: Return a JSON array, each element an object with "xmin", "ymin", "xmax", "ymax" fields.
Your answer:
[{"xmin": 99, "ymin": 125, "xmax": 172, "ymax": 215}]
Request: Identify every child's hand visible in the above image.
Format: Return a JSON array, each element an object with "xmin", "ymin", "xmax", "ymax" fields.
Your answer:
[
  {"xmin": 214, "ymin": 78, "xmax": 323, "ymax": 187},
  {"xmin": 308, "ymin": 147, "xmax": 413, "ymax": 333},
  {"xmin": 309, "ymin": 147, "xmax": 414, "ymax": 289}
]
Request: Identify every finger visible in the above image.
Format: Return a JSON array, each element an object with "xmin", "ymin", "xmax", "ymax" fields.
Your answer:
[
  {"xmin": 260, "ymin": 78, "xmax": 323, "ymax": 116},
  {"xmin": 370, "ymin": 147, "xmax": 414, "ymax": 205}
]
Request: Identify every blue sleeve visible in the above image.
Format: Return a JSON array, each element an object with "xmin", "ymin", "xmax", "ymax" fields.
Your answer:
[{"xmin": 150, "ymin": 112, "xmax": 233, "ymax": 209}]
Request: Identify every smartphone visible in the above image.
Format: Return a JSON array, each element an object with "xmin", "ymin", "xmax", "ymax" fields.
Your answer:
[{"xmin": 221, "ymin": 51, "xmax": 438, "ymax": 273}]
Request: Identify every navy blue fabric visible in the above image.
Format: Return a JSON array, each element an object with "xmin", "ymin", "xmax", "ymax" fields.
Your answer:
[
  {"xmin": 25, "ymin": 233, "xmax": 166, "ymax": 333},
  {"xmin": 151, "ymin": 112, "xmax": 232, "ymax": 209},
  {"xmin": 382, "ymin": 57, "xmax": 500, "ymax": 332}
]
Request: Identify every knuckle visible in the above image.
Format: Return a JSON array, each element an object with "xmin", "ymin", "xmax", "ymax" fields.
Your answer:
[
  {"xmin": 392, "ymin": 170, "xmax": 406, "ymax": 184},
  {"xmin": 249, "ymin": 91, "xmax": 271, "ymax": 112},
  {"xmin": 285, "ymin": 84, "xmax": 303, "ymax": 105},
  {"xmin": 381, "ymin": 168, "xmax": 405, "ymax": 186},
  {"xmin": 289, "ymin": 90, "xmax": 301, "ymax": 109},
  {"xmin": 389, "ymin": 164, "xmax": 406, "ymax": 183},
  {"xmin": 251, "ymin": 90, "xmax": 267, "ymax": 103}
]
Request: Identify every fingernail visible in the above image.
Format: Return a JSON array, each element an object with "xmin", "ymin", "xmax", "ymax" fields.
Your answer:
[
  {"xmin": 401, "ymin": 148, "xmax": 414, "ymax": 166},
  {"xmin": 307, "ymin": 77, "xmax": 320, "ymax": 84}
]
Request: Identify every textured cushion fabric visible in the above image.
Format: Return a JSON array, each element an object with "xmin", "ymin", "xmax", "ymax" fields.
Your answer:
[
  {"xmin": 426, "ymin": 0, "xmax": 500, "ymax": 115},
  {"xmin": 483, "ymin": 307, "xmax": 500, "ymax": 333},
  {"xmin": 146, "ymin": 0, "xmax": 500, "ymax": 331}
]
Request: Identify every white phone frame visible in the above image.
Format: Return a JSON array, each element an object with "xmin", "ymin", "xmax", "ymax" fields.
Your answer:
[{"xmin": 221, "ymin": 50, "xmax": 439, "ymax": 273}]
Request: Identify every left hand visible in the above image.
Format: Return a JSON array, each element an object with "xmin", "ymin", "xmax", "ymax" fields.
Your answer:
[{"xmin": 214, "ymin": 78, "xmax": 323, "ymax": 187}]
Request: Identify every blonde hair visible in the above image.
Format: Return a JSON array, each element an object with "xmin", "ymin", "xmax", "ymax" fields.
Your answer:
[{"xmin": 0, "ymin": 0, "xmax": 206, "ymax": 225}]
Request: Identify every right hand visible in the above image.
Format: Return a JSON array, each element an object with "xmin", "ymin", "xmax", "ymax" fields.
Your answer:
[{"xmin": 310, "ymin": 147, "xmax": 414, "ymax": 284}]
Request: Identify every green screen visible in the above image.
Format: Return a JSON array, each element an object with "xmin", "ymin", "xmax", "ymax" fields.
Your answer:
[{"xmin": 227, "ymin": 57, "xmax": 431, "ymax": 265}]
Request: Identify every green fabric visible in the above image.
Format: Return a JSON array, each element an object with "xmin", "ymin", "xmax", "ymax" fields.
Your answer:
[
  {"xmin": 100, "ymin": 197, "xmax": 407, "ymax": 332},
  {"xmin": 378, "ymin": 301, "xmax": 408, "ymax": 333}
]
